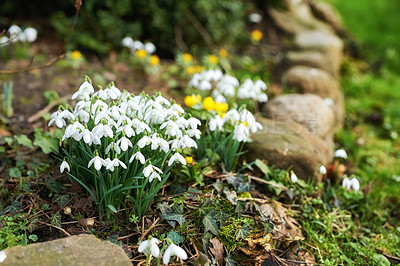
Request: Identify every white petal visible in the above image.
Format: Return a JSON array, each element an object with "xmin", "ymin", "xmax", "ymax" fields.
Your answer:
[
  {"xmin": 163, "ymin": 248, "xmax": 171, "ymax": 265},
  {"xmin": 138, "ymin": 240, "xmax": 149, "ymax": 253}
]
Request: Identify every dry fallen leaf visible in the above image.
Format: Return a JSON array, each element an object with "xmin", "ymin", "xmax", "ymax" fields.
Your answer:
[{"xmin": 209, "ymin": 238, "xmax": 224, "ymax": 266}]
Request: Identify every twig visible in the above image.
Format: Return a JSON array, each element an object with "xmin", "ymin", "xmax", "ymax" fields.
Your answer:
[
  {"xmin": 27, "ymin": 94, "xmax": 72, "ymax": 123},
  {"xmin": 140, "ymin": 217, "xmax": 160, "ymax": 240},
  {"xmin": 174, "ymin": 24, "xmax": 188, "ymax": 52},
  {"xmin": 248, "ymin": 175, "xmax": 288, "ymax": 191},
  {"xmin": 183, "ymin": 9, "xmax": 215, "ymax": 50},
  {"xmin": 40, "ymin": 221, "xmax": 71, "ymax": 237}
]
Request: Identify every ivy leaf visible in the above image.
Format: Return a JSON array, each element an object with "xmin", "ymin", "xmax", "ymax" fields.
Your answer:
[
  {"xmin": 167, "ymin": 231, "xmax": 184, "ymax": 244},
  {"xmin": 54, "ymin": 194, "xmax": 70, "ymax": 208},
  {"xmin": 33, "ymin": 134, "xmax": 59, "ymax": 154},
  {"xmin": 27, "ymin": 218, "xmax": 39, "ymax": 233},
  {"xmin": 51, "ymin": 212, "xmax": 62, "ymax": 228},
  {"xmin": 237, "ymin": 182, "xmax": 251, "ymax": 193},
  {"xmin": 225, "ymin": 255, "xmax": 237, "ymax": 266},
  {"xmin": 9, "ymin": 167, "xmax": 22, "ymax": 178},
  {"xmin": 157, "ymin": 202, "xmax": 171, "ymax": 214},
  {"xmin": 203, "ymin": 215, "xmax": 219, "ymax": 235},
  {"xmin": 214, "ymin": 211, "xmax": 230, "ymax": 227},
  {"xmin": 161, "ymin": 213, "xmax": 186, "ymax": 228},
  {"xmin": 235, "ymin": 225, "xmax": 250, "ymax": 240},
  {"xmin": 15, "ymin": 135, "xmax": 34, "ymax": 149},
  {"xmin": 202, "ymin": 232, "xmax": 211, "ymax": 253}
]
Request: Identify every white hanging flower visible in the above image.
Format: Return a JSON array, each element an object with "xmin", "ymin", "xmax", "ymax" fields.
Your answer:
[
  {"xmin": 223, "ymin": 109, "xmax": 240, "ymax": 124},
  {"xmin": 187, "ymin": 117, "xmax": 201, "ymax": 129},
  {"xmin": 8, "ymin": 25, "xmax": 22, "ymax": 42},
  {"xmin": 249, "ymin": 13, "xmax": 263, "ymax": 23},
  {"xmin": 163, "ymin": 243, "xmax": 188, "ymax": 265},
  {"xmin": 60, "ymin": 161, "xmax": 70, "ymax": 173},
  {"xmin": 143, "ymin": 164, "xmax": 163, "ymax": 182},
  {"xmin": 88, "ymin": 155, "xmax": 104, "ymax": 170},
  {"xmin": 138, "ymin": 237, "xmax": 160, "ymax": 258},
  {"xmin": 116, "ymin": 136, "xmax": 133, "ymax": 151},
  {"xmin": 138, "ymin": 136, "xmax": 152, "ymax": 149},
  {"xmin": 290, "ymin": 172, "xmax": 298, "ymax": 183},
  {"xmin": 350, "ymin": 177, "xmax": 360, "ymax": 191},
  {"xmin": 129, "ymin": 151, "xmax": 146, "ymax": 164},
  {"xmin": 342, "ymin": 177, "xmax": 351, "ymax": 190},
  {"xmin": 233, "ymin": 123, "xmax": 250, "ymax": 142},
  {"xmin": 319, "ymin": 165, "xmax": 327, "ymax": 175},
  {"xmin": 144, "ymin": 42, "xmax": 156, "ymax": 54},
  {"xmin": 23, "ymin": 27, "xmax": 38, "ymax": 42},
  {"xmin": 106, "ymin": 157, "xmax": 127, "ymax": 171},
  {"xmin": 121, "ymin": 36, "xmax": 134, "ymax": 48},
  {"xmin": 209, "ymin": 115, "xmax": 224, "ymax": 131},
  {"xmin": 334, "ymin": 149, "xmax": 348, "ymax": 159},
  {"xmin": 132, "ymin": 40, "xmax": 144, "ymax": 50},
  {"xmin": 168, "ymin": 152, "xmax": 186, "ymax": 166}
]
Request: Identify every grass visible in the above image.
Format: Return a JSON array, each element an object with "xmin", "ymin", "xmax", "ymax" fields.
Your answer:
[{"xmin": 296, "ymin": 0, "xmax": 400, "ymax": 264}]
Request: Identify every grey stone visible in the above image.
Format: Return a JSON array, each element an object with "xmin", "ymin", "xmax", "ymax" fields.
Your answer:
[
  {"xmin": 262, "ymin": 94, "xmax": 336, "ymax": 139},
  {"xmin": 294, "ymin": 30, "xmax": 343, "ymax": 77},
  {"xmin": 0, "ymin": 234, "xmax": 132, "ymax": 266},
  {"xmin": 283, "ymin": 66, "xmax": 344, "ymax": 127},
  {"xmin": 285, "ymin": 50, "xmax": 338, "ymax": 76},
  {"xmin": 246, "ymin": 117, "xmax": 333, "ymax": 180}
]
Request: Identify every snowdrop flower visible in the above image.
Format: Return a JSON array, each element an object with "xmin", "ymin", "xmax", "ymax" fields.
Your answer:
[
  {"xmin": 223, "ymin": 109, "xmax": 240, "ymax": 124},
  {"xmin": 138, "ymin": 136, "xmax": 152, "ymax": 148},
  {"xmin": 209, "ymin": 115, "xmax": 224, "ymax": 131},
  {"xmin": 116, "ymin": 136, "xmax": 133, "ymax": 151},
  {"xmin": 105, "ymin": 142, "xmax": 121, "ymax": 154},
  {"xmin": 249, "ymin": 13, "xmax": 263, "ymax": 23},
  {"xmin": 60, "ymin": 161, "xmax": 70, "ymax": 173},
  {"xmin": 334, "ymin": 149, "xmax": 348, "ymax": 159},
  {"xmin": 163, "ymin": 243, "xmax": 188, "ymax": 265},
  {"xmin": 187, "ymin": 117, "xmax": 201, "ymax": 129},
  {"xmin": 187, "ymin": 128, "xmax": 201, "ymax": 139},
  {"xmin": 233, "ymin": 123, "xmax": 249, "ymax": 142},
  {"xmin": 132, "ymin": 40, "xmax": 144, "ymax": 50},
  {"xmin": 144, "ymin": 42, "xmax": 156, "ymax": 54},
  {"xmin": 0, "ymin": 36, "xmax": 9, "ymax": 45},
  {"xmin": 23, "ymin": 27, "xmax": 37, "ymax": 42},
  {"xmin": 88, "ymin": 155, "xmax": 104, "ymax": 170},
  {"xmin": 72, "ymin": 81, "xmax": 95, "ymax": 101},
  {"xmin": 168, "ymin": 152, "xmax": 186, "ymax": 166},
  {"xmin": 199, "ymin": 80, "xmax": 212, "ymax": 91},
  {"xmin": 63, "ymin": 121, "xmax": 85, "ymax": 141},
  {"xmin": 342, "ymin": 177, "xmax": 351, "ymax": 190},
  {"xmin": 138, "ymin": 237, "xmax": 160, "ymax": 258},
  {"xmin": 117, "ymin": 124, "xmax": 135, "ymax": 137},
  {"xmin": 106, "ymin": 157, "xmax": 127, "ymax": 171},
  {"xmin": 129, "ymin": 151, "xmax": 146, "ymax": 164},
  {"xmin": 108, "ymin": 85, "xmax": 121, "ymax": 100},
  {"xmin": 8, "ymin": 25, "xmax": 22, "ymax": 42},
  {"xmin": 143, "ymin": 164, "xmax": 163, "ymax": 182},
  {"xmin": 290, "ymin": 172, "xmax": 298, "ymax": 183},
  {"xmin": 319, "ymin": 165, "xmax": 327, "ymax": 175},
  {"xmin": 121, "ymin": 36, "xmax": 134, "ymax": 48},
  {"xmin": 0, "ymin": 250, "xmax": 6, "ymax": 263},
  {"xmin": 350, "ymin": 177, "xmax": 360, "ymax": 191}
]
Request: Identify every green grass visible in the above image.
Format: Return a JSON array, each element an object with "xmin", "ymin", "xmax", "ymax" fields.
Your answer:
[{"xmin": 298, "ymin": 0, "xmax": 400, "ymax": 264}]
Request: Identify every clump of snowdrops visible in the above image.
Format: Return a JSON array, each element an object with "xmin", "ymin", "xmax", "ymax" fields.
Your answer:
[{"xmin": 52, "ymin": 76, "xmax": 201, "ymax": 219}]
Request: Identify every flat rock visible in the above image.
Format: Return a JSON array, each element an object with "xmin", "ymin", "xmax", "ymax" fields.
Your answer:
[
  {"xmin": 262, "ymin": 94, "xmax": 336, "ymax": 139},
  {"xmin": 0, "ymin": 234, "xmax": 132, "ymax": 266},
  {"xmin": 284, "ymin": 50, "xmax": 339, "ymax": 76},
  {"xmin": 294, "ymin": 30, "xmax": 343, "ymax": 77},
  {"xmin": 246, "ymin": 117, "xmax": 333, "ymax": 180},
  {"xmin": 283, "ymin": 66, "xmax": 344, "ymax": 126}
]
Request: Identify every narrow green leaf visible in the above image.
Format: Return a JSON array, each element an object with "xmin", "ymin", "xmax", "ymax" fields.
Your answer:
[
  {"xmin": 255, "ymin": 159, "xmax": 271, "ymax": 176},
  {"xmin": 203, "ymin": 215, "xmax": 219, "ymax": 235},
  {"xmin": 107, "ymin": 204, "xmax": 118, "ymax": 213}
]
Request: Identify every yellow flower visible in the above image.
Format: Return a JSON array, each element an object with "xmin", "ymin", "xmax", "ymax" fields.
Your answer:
[
  {"xmin": 242, "ymin": 121, "xmax": 249, "ymax": 127},
  {"xmin": 214, "ymin": 102, "xmax": 229, "ymax": 113},
  {"xmin": 202, "ymin": 96, "xmax": 215, "ymax": 111},
  {"xmin": 219, "ymin": 49, "xmax": 228, "ymax": 58},
  {"xmin": 71, "ymin": 50, "xmax": 82, "ymax": 61},
  {"xmin": 251, "ymin": 29, "xmax": 263, "ymax": 42},
  {"xmin": 207, "ymin": 54, "xmax": 219, "ymax": 65},
  {"xmin": 149, "ymin": 55, "xmax": 160, "ymax": 66},
  {"xmin": 185, "ymin": 156, "xmax": 193, "ymax": 164},
  {"xmin": 186, "ymin": 65, "xmax": 196, "ymax": 75},
  {"xmin": 195, "ymin": 94, "xmax": 202, "ymax": 102},
  {"xmin": 219, "ymin": 112, "xmax": 226, "ymax": 119},
  {"xmin": 136, "ymin": 49, "xmax": 147, "ymax": 59},
  {"xmin": 195, "ymin": 65, "xmax": 203, "ymax": 73},
  {"xmin": 184, "ymin": 95, "xmax": 200, "ymax": 107},
  {"xmin": 183, "ymin": 53, "xmax": 193, "ymax": 62}
]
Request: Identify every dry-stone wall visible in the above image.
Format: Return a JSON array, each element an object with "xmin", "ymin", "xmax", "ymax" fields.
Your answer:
[{"xmin": 249, "ymin": 0, "xmax": 345, "ymax": 180}]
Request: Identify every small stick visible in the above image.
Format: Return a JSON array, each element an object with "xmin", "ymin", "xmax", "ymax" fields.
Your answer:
[
  {"xmin": 140, "ymin": 217, "xmax": 160, "ymax": 240},
  {"xmin": 27, "ymin": 94, "xmax": 72, "ymax": 123},
  {"xmin": 40, "ymin": 221, "xmax": 71, "ymax": 237},
  {"xmin": 247, "ymin": 175, "xmax": 288, "ymax": 191}
]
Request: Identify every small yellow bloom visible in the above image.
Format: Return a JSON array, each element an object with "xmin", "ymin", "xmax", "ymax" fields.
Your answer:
[
  {"xmin": 195, "ymin": 65, "xmax": 203, "ymax": 73},
  {"xmin": 219, "ymin": 112, "xmax": 226, "ymax": 119},
  {"xmin": 183, "ymin": 53, "xmax": 193, "ymax": 62},
  {"xmin": 186, "ymin": 65, "xmax": 196, "ymax": 75},
  {"xmin": 136, "ymin": 49, "xmax": 147, "ymax": 59},
  {"xmin": 242, "ymin": 121, "xmax": 249, "ymax": 127},
  {"xmin": 185, "ymin": 156, "xmax": 193, "ymax": 164},
  {"xmin": 184, "ymin": 95, "xmax": 200, "ymax": 107},
  {"xmin": 251, "ymin": 29, "xmax": 263, "ymax": 41},
  {"xmin": 219, "ymin": 49, "xmax": 228, "ymax": 58},
  {"xmin": 149, "ymin": 55, "xmax": 160, "ymax": 66},
  {"xmin": 71, "ymin": 50, "xmax": 82, "ymax": 61},
  {"xmin": 203, "ymin": 96, "xmax": 215, "ymax": 111},
  {"xmin": 214, "ymin": 102, "xmax": 229, "ymax": 113},
  {"xmin": 195, "ymin": 94, "xmax": 202, "ymax": 102},
  {"xmin": 207, "ymin": 54, "xmax": 219, "ymax": 65}
]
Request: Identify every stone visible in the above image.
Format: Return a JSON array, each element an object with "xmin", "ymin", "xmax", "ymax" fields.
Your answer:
[
  {"xmin": 283, "ymin": 66, "xmax": 344, "ymax": 127},
  {"xmin": 308, "ymin": 0, "xmax": 345, "ymax": 35},
  {"xmin": 0, "ymin": 234, "xmax": 132, "ymax": 266},
  {"xmin": 246, "ymin": 117, "xmax": 333, "ymax": 180},
  {"xmin": 284, "ymin": 50, "xmax": 338, "ymax": 76},
  {"xmin": 294, "ymin": 30, "xmax": 344, "ymax": 77},
  {"xmin": 262, "ymin": 94, "xmax": 336, "ymax": 139}
]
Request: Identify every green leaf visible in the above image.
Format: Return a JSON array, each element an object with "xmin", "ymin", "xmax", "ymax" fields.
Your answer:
[
  {"xmin": 235, "ymin": 225, "xmax": 250, "ymax": 240},
  {"xmin": 28, "ymin": 234, "xmax": 38, "ymax": 242},
  {"xmin": 255, "ymin": 159, "xmax": 271, "ymax": 176},
  {"xmin": 157, "ymin": 202, "xmax": 172, "ymax": 214},
  {"xmin": 225, "ymin": 255, "xmax": 237, "ymax": 266},
  {"xmin": 51, "ymin": 212, "xmax": 62, "ymax": 228},
  {"xmin": 107, "ymin": 204, "xmax": 118, "ymax": 213},
  {"xmin": 33, "ymin": 134, "xmax": 59, "ymax": 154},
  {"xmin": 203, "ymin": 215, "xmax": 219, "ymax": 235},
  {"xmin": 237, "ymin": 182, "xmax": 251, "ymax": 193},
  {"xmin": 167, "ymin": 231, "xmax": 184, "ymax": 244},
  {"xmin": 161, "ymin": 213, "xmax": 186, "ymax": 228},
  {"xmin": 54, "ymin": 194, "xmax": 70, "ymax": 208},
  {"xmin": 9, "ymin": 167, "xmax": 22, "ymax": 178},
  {"xmin": 373, "ymin": 254, "xmax": 390, "ymax": 266},
  {"xmin": 15, "ymin": 135, "xmax": 34, "ymax": 149},
  {"xmin": 4, "ymin": 136, "xmax": 13, "ymax": 146}
]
